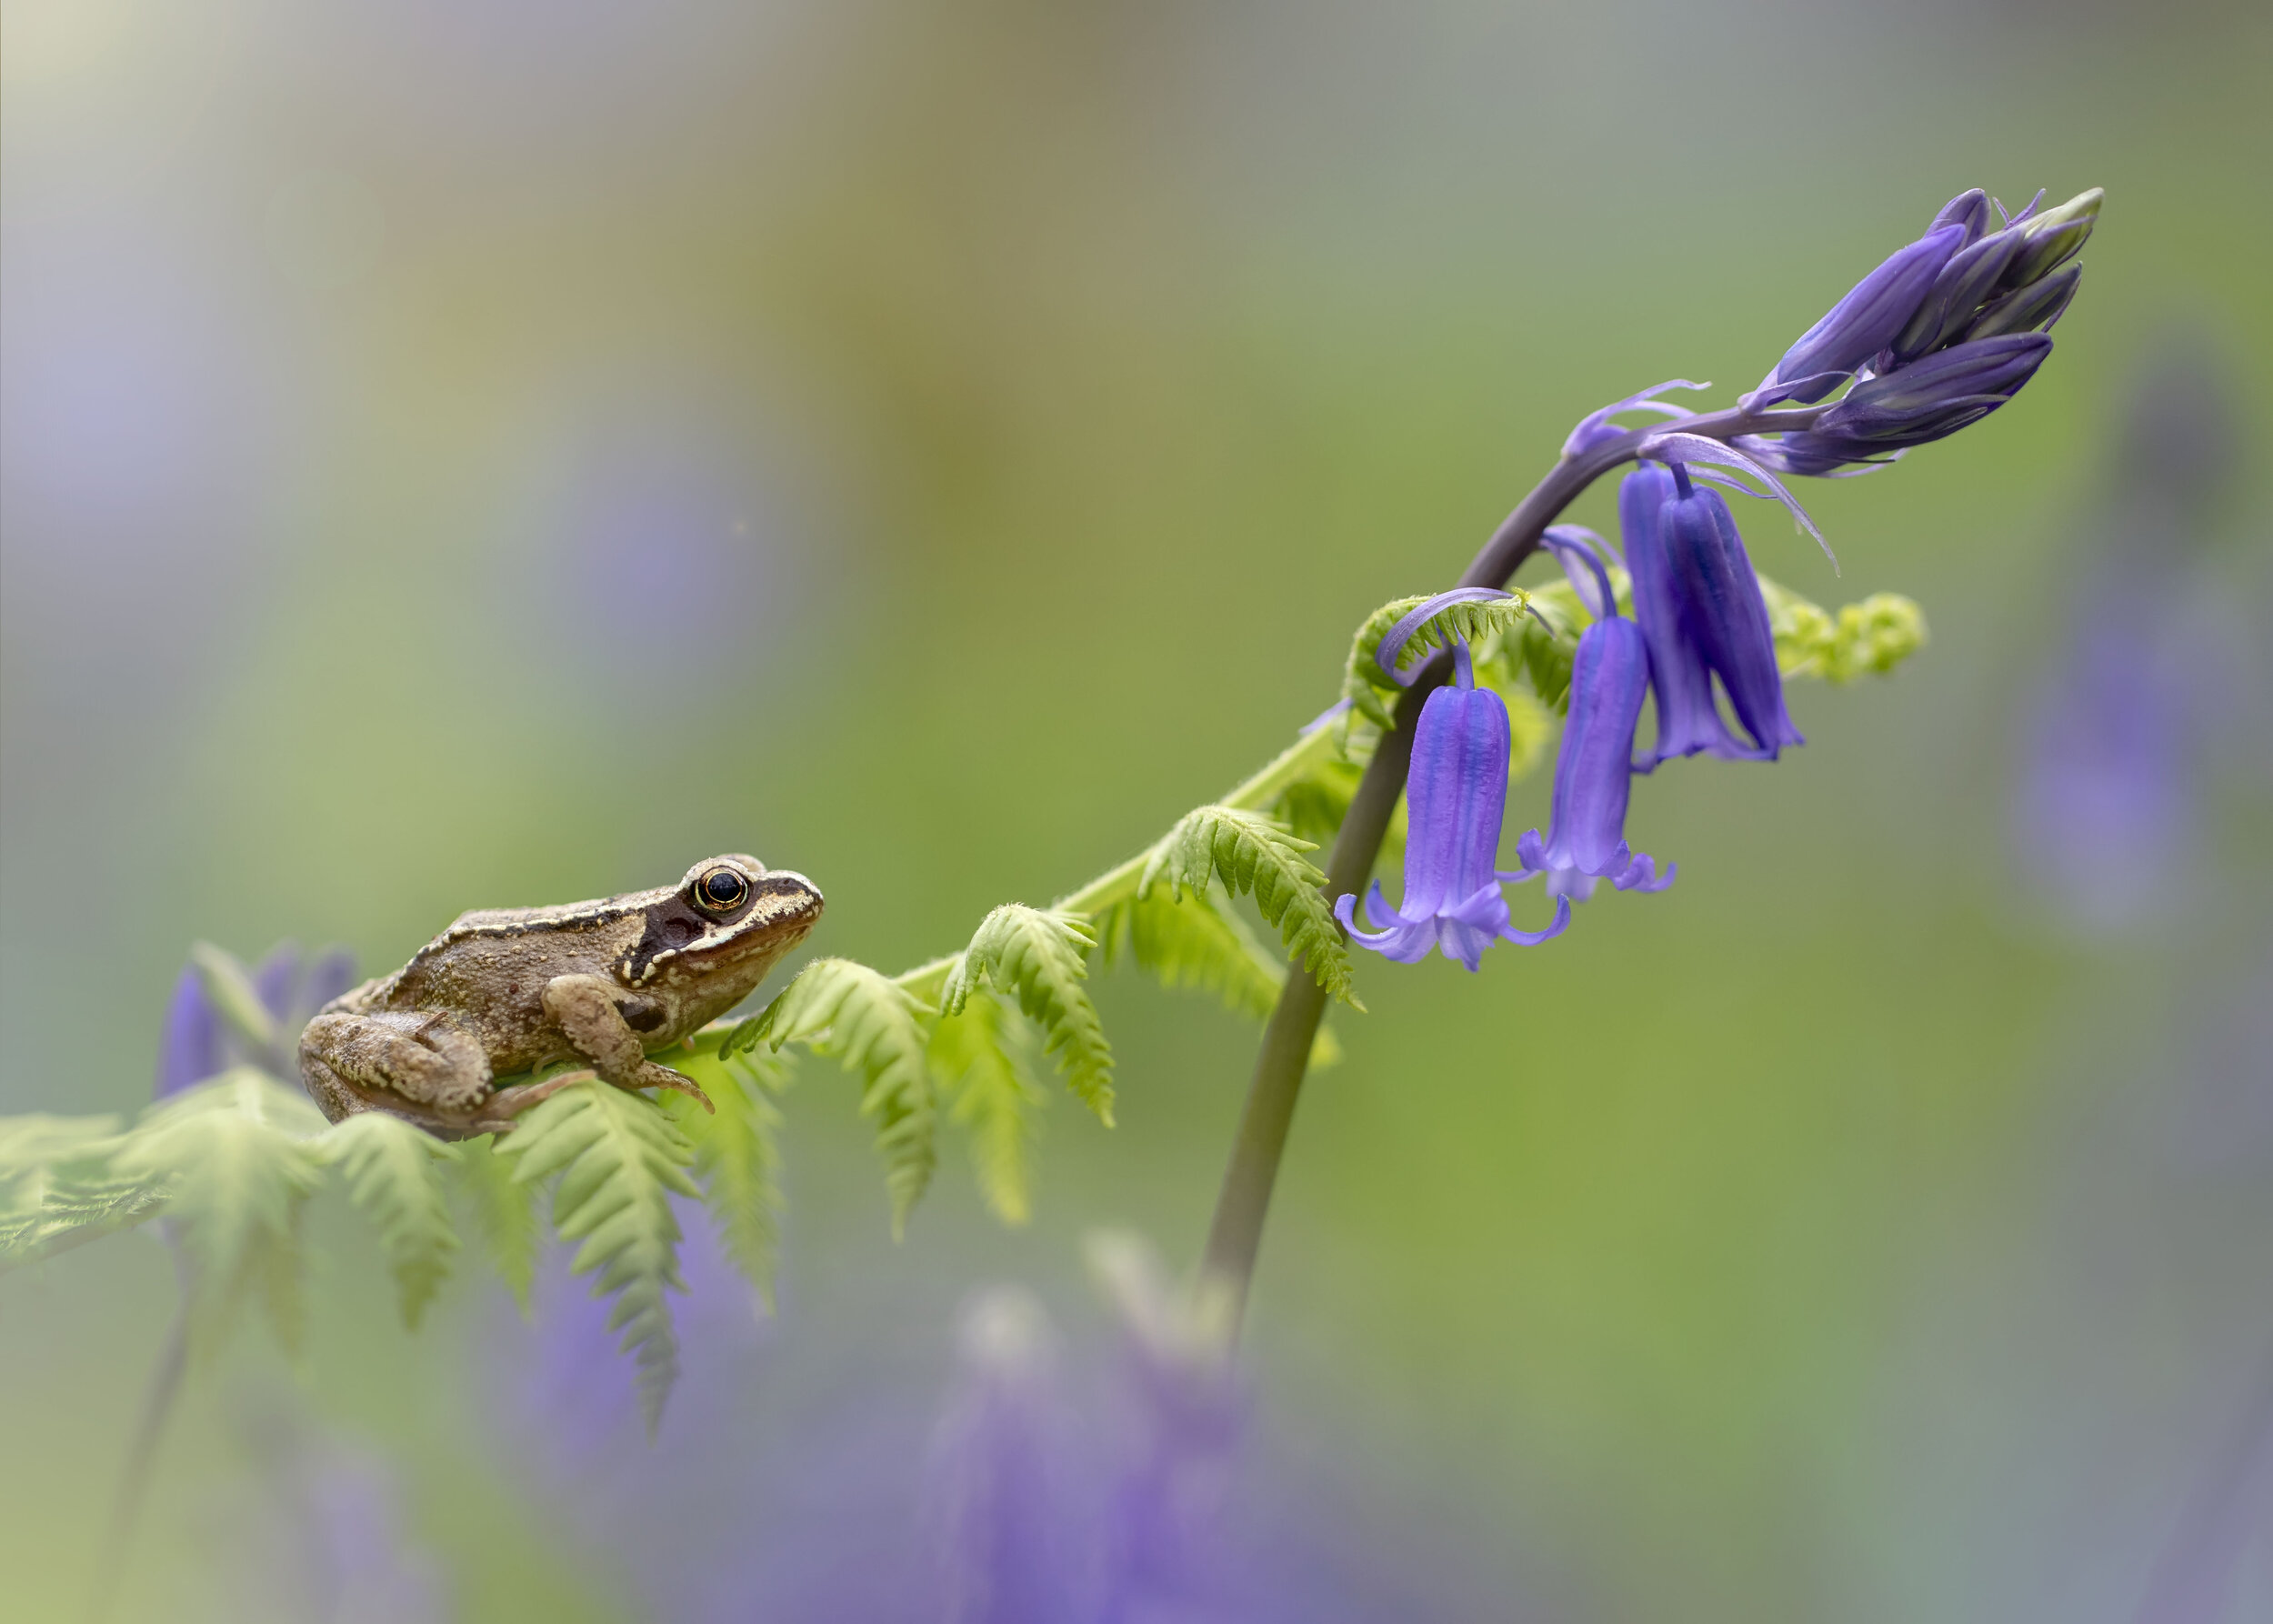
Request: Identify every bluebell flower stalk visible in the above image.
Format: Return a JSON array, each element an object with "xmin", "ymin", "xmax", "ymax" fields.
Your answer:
[
  {"xmin": 1507, "ymin": 533, "xmax": 1674, "ymax": 898},
  {"xmin": 1333, "ymin": 593, "xmax": 1570, "ymax": 969},
  {"xmin": 1202, "ymin": 184, "xmax": 2097, "ymax": 1319}
]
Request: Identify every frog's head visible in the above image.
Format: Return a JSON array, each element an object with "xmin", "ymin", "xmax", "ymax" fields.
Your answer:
[{"xmin": 620, "ymin": 855, "xmax": 824, "ymax": 992}]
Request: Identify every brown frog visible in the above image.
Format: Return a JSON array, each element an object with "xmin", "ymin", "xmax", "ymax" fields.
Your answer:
[{"xmin": 299, "ymin": 855, "xmax": 822, "ymax": 1137}]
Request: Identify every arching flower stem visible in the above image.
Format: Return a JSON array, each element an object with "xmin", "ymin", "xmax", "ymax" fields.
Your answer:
[{"xmin": 1199, "ymin": 396, "xmax": 1829, "ymax": 1323}]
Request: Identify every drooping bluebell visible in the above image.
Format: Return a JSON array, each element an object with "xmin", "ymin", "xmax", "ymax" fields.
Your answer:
[
  {"xmin": 1334, "ymin": 592, "xmax": 1570, "ymax": 968},
  {"xmin": 1507, "ymin": 533, "xmax": 1674, "ymax": 899}
]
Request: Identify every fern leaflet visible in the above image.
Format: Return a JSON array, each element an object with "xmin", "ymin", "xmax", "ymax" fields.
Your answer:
[
  {"xmin": 455, "ymin": 1133, "xmax": 539, "ymax": 1312},
  {"xmin": 112, "ymin": 1069, "xmax": 329, "ymax": 1354},
  {"xmin": 498, "ymin": 1079, "xmax": 698, "ymax": 1436},
  {"xmin": 0, "ymin": 1115, "xmax": 152, "ymax": 1267},
  {"xmin": 755, "ymin": 959, "xmax": 937, "ymax": 1238},
  {"xmin": 1099, "ymin": 883, "xmax": 1284, "ymax": 1024},
  {"xmin": 319, "ymin": 1113, "xmax": 459, "ymax": 1329},
  {"xmin": 928, "ymin": 988, "xmax": 1046, "ymax": 1226},
  {"xmin": 942, "ymin": 906, "xmax": 1114, "ymax": 1126},
  {"xmin": 1343, "ymin": 591, "xmax": 1537, "ymax": 727},
  {"xmin": 1138, "ymin": 806, "xmax": 1357, "ymax": 1007},
  {"xmin": 672, "ymin": 1046, "xmax": 789, "ymax": 1308}
]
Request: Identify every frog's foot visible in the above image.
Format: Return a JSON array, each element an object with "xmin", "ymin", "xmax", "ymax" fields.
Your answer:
[{"xmin": 622, "ymin": 1061, "xmax": 714, "ymax": 1115}]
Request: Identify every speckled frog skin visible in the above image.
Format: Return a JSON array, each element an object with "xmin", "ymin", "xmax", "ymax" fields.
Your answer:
[{"xmin": 298, "ymin": 855, "xmax": 822, "ymax": 1137}]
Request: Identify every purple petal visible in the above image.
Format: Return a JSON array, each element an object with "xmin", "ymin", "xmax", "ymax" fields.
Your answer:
[
  {"xmin": 1375, "ymin": 586, "xmax": 1517, "ymax": 684},
  {"xmin": 1612, "ymin": 853, "xmax": 1677, "ymax": 892},
  {"xmin": 155, "ymin": 964, "xmax": 223, "ymax": 1098},
  {"xmin": 1561, "ymin": 378, "xmax": 1711, "ymax": 458},
  {"xmin": 1497, "ymin": 894, "xmax": 1572, "ymax": 946},
  {"xmin": 252, "ymin": 942, "xmax": 304, "ymax": 1023}
]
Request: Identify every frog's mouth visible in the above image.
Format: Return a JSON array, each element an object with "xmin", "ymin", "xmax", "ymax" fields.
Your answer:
[{"xmin": 624, "ymin": 870, "xmax": 825, "ymax": 985}]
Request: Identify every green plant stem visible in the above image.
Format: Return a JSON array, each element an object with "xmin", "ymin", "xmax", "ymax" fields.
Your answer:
[
  {"xmin": 1198, "ymin": 402, "xmax": 1820, "ymax": 1324},
  {"xmin": 888, "ymin": 720, "xmax": 1344, "ymax": 1007}
]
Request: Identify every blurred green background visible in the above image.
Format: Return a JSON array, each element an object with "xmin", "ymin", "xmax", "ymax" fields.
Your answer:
[{"xmin": 5, "ymin": 1, "xmax": 2269, "ymax": 1619}]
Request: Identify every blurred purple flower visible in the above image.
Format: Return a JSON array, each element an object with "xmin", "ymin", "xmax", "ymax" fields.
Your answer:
[
  {"xmin": 153, "ymin": 940, "xmax": 356, "ymax": 1097},
  {"xmin": 1334, "ymin": 592, "xmax": 1570, "ymax": 968},
  {"xmin": 924, "ymin": 1234, "xmax": 1257, "ymax": 1624},
  {"xmin": 2014, "ymin": 339, "xmax": 2251, "ymax": 931},
  {"xmin": 221, "ymin": 1415, "xmax": 452, "ymax": 1624}
]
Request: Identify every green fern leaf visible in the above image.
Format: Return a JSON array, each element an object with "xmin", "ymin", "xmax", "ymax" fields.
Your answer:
[
  {"xmin": 0, "ymin": 1115, "xmax": 151, "ymax": 1267},
  {"xmin": 755, "ymin": 959, "xmax": 936, "ymax": 1238},
  {"xmin": 1098, "ymin": 882, "xmax": 1284, "ymax": 1024},
  {"xmin": 928, "ymin": 988, "xmax": 1046, "ymax": 1226},
  {"xmin": 1343, "ymin": 591, "xmax": 1537, "ymax": 727},
  {"xmin": 455, "ymin": 1133, "xmax": 539, "ymax": 1312},
  {"xmin": 112, "ymin": 1069, "xmax": 329, "ymax": 1355},
  {"xmin": 1757, "ymin": 576, "xmax": 1928, "ymax": 683},
  {"xmin": 671, "ymin": 1047, "xmax": 789, "ymax": 1308},
  {"xmin": 319, "ymin": 1113, "xmax": 459, "ymax": 1329},
  {"xmin": 498, "ymin": 1080, "xmax": 699, "ymax": 1435},
  {"xmin": 942, "ymin": 906, "xmax": 1114, "ymax": 1126},
  {"xmin": 1138, "ymin": 806, "xmax": 1357, "ymax": 1007}
]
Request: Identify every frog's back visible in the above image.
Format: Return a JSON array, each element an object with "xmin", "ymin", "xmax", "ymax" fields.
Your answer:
[{"xmin": 369, "ymin": 897, "xmax": 656, "ymax": 1018}]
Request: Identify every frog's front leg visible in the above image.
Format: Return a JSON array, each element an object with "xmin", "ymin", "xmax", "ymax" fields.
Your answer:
[
  {"xmin": 541, "ymin": 974, "xmax": 714, "ymax": 1114},
  {"xmin": 298, "ymin": 1008, "xmax": 493, "ymax": 1130}
]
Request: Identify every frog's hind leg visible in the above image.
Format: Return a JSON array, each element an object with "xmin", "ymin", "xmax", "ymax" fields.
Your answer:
[{"xmin": 297, "ymin": 1008, "xmax": 493, "ymax": 1130}]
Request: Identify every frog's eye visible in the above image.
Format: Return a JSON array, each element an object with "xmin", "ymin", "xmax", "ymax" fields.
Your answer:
[{"xmin": 695, "ymin": 866, "xmax": 750, "ymax": 913}]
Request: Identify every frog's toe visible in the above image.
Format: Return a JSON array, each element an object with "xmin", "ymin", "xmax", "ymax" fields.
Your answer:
[{"xmin": 632, "ymin": 1062, "xmax": 714, "ymax": 1115}]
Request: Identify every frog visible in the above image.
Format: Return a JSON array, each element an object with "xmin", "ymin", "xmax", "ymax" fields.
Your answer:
[{"xmin": 298, "ymin": 855, "xmax": 822, "ymax": 1138}]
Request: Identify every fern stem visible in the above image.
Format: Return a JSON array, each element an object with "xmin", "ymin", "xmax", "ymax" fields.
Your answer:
[
  {"xmin": 890, "ymin": 723, "xmax": 1344, "ymax": 1007},
  {"xmin": 85, "ymin": 1253, "xmax": 191, "ymax": 1624},
  {"xmin": 1200, "ymin": 399, "xmax": 1826, "ymax": 1322}
]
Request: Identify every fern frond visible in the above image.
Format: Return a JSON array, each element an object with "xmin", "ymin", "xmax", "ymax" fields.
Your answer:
[
  {"xmin": 0, "ymin": 1115, "xmax": 152, "ymax": 1267},
  {"xmin": 455, "ymin": 1134, "xmax": 539, "ymax": 1312},
  {"xmin": 672, "ymin": 1047, "xmax": 789, "ymax": 1308},
  {"xmin": 1138, "ymin": 807, "xmax": 1357, "ymax": 1007},
  {"xmin": 1343, "ymin": 591, "xmax": 1537, "ymax": 727},
  {"xmin": 319, "ymin": 1113, "xmax": 459, "ymax": 1329},
  {"xmin": 928, "ymin": 989, "xmax": 1046, "ymax": 1227},
  {"xmin": 498, "ymin": 1079, "xmax": 698, "ymax": 1435},
  {"xmin": 755, "ymin": 959, "xmax": 937, "ymax": 1238},
  {"xmin": 112, "ymin": 1069, "xmax": 329, "ymax": 1354},
  {"xmin": 1099, "ymin": 883, "xmax": 1284, "ymax": 1024},
  {"xmin": 942, "ymin": 906, "xmax": 1114, "ymax": 1126},
  {"xmin": 1758, "ymin": 576, "xmax": 1928, "ymax": 683}
]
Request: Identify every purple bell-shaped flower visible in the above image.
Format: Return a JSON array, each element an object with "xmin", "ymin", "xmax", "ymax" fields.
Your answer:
[
  {"xmin": 1507, "ymin": 534, "xmax": 1676, "ymax": 899},
  {"xmin": 1334, "ymin": 593, "xmax": 1570, "ymax": 970}
]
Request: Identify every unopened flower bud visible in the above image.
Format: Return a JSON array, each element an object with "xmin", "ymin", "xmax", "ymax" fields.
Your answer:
[
  {"xmin": 1814, "ymin": 334, "xmax": 2053, "ymax": 446},
  {"xmin": 1966, "ymin": 263, "xmax": 2081, "ymax": 342},
  {"xmin": 1928, "ymin": 188, "xmax": 1993, "ymax": 246},
  {"xmin": 2001, "ymin": 188, "xmax": 2101, "ymax": 289},
  {"xmin": 1767, "ymin": 224, "xmax": 1966, "ymax": 403},
  {"xmin": 1888, "ymin": 228, "xmax": 2025, "ymax": 364}
]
